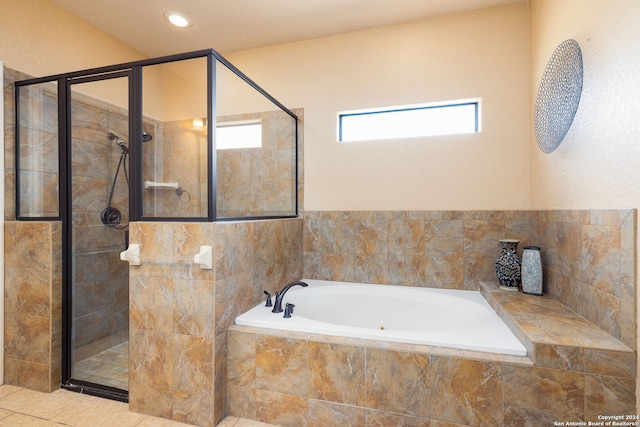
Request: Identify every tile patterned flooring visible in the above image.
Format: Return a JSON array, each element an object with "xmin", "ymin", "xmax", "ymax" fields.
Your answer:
[
  {"xmin": 74, "ymin": 341, "xmax": 129, "ymax": 391},
  {"xmin": 0, "ymin": 385, "xmax": 275, "ymax": 426}
]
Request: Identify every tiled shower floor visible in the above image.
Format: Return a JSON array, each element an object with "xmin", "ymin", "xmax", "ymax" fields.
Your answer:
[{"xmin": 74, "ymin": 341, "xmax": 129, "ymax": 391}]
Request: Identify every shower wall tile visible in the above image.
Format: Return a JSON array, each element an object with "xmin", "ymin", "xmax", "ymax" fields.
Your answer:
[
  {"xmin": 172, "ymin": 279, "xmax": 215, "ymax": 337},
  {"xmin": 129, "ymin": 218, "xmax": 303, "ymax": 426},
  {"xmin": 130, "ymin": 276, "xmax": 174, "ymax": 333},
  {"xmin": 4, "ymin": 67, "xmax": 31, "ymax": 220},
  {"xmin": 215, "ymin": 111, "xmax": 299, "ymax": 218},
  {"xmin": 129, "ymin": 380, "xmax": 173, "ymax": 419},
  {"xmin": 129, "ymin": 222, "xmax": 216, "ymax": 425},
  {"xmin": 171, "ymin": 386, "xmax": 214, "ymax": 427},
  {"xmin": 129, "ymin": 328, "xmax": 174, "ymax": 388},
  {"xmin": 172, "ymin": 334, "xmax": 214, "ymax": 392},
  {"xmin": 4, "ymin": 221, "xmax": 61, "ymax": 393}
]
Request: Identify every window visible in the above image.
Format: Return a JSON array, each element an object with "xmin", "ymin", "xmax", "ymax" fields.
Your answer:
[
  {"xmin": 216, "ymin": 120, "xmax": 262, "ymax": 150},
  {"xmin": 338, "ymin": 100, "xmax": 480, "ymax": 142}
]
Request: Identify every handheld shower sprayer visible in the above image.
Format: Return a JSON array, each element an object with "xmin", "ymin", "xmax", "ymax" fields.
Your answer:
[
  {"xmin": 101, "ymin": 130, "xmax": 154, "ymax": 228},
  {"xmin": 107, "ymin": 132, "xmax": 129, "ymax": 154}
]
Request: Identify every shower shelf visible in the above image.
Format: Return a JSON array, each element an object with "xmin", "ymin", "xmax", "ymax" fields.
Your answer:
[
  {"xmin": 119, "ymin": 244, "xmax": 213, "ymax": 269},
  {"xmin": 144, "ymin": 180, "xmax": 179, "ymax": 190}
]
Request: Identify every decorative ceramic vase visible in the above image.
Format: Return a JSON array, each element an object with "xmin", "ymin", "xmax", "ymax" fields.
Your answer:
[
  {"xmin": 495, "ymin": 239, "xmax": 521, "ymax": 291},
  {"xmin": 521, "ymin": 246, "xmax": 543, "ymax": 295}
]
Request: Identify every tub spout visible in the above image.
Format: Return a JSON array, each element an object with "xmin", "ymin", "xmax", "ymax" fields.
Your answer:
[{"xmin": 272, "ymin": 280, "xmax": 308, "ymax": 313}]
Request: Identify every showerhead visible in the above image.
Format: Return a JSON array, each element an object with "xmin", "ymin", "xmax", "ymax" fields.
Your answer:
[{"xmin": 108, "ymin": 131, "xmax": 152, "ymax": 147}]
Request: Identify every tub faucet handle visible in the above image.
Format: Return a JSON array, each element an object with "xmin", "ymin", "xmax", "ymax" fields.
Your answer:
[
  {"xmin": 272, "ymin": 281, "xmax": 308, "ymax": 313},
  {"xmin": 263, "ymin": 291, "xmax": 272, "ymax": 307},
  {"xmin": 284, "ymin": 303, "xmax": 295, "ymax": 318}
]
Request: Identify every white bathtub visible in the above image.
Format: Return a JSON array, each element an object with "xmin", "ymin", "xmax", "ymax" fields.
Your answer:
[{"xmin": 235, "ymin": 279, "xmax": 527, "ymax": 356}]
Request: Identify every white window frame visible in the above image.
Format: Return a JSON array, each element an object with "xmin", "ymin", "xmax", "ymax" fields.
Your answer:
[
  {"xmin": 216, "ymin": 119, "xmax": 262, "ymax": 150},
  {"xmin": 338, "ymin": 99, "xmax": 480, "ymax": 142}
]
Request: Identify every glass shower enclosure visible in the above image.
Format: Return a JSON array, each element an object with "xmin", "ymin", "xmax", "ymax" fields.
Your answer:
[{"xmin": 14, "ymin": 50, "xmax": 298, "ymax": 401}]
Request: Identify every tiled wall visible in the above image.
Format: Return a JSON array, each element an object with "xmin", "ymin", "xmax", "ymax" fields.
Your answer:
[
  {"xmin": 142, "ymin": 118, "xmax": 207, "ymax": 218},
  {"xmin": 4, "ymin": 221, "xmax": 62, "ymax": 392},
  {"xmin": 216, "ymin": 111, "xmax": 297, "ymax": 218},
  {"xmin": 4, "ymin": 66, "xmax": 29, "ymax": 220},
  {"xmin": 227, "ymin": 326, "xmax": 636, "ymax": 426},
  {"xmin": 127, "ymin": 218, "xmax": 302, "ymax": 426},
  {"xmin": 530, "ymin": 210, "xmax": 636, "ymax": 349},
  {"xmin": 303, "ymin": 209, "xmax": 635, "ymax": 349},
  {"xmin": 303, "ymin": 210, "xmax": 530, "ymax": 289},
  {"xmin": 3, "ymin": 67, "xmax": 131, "ymax": 361},
  {"xmin": 70, "ymin": 91, "xmax": 131, "ymax": 361},
  {"xmin": 143, "ymin": 111, "xmax": 298, "ymax": 219}
]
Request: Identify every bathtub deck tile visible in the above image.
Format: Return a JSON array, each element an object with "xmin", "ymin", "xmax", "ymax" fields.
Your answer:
[{"xmin": 479, "ymin": 282, "xmax": 633, "ymax": 354}]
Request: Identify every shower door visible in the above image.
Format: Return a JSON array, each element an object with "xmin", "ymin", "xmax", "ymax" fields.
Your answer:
[{"xmin": 66, "ymin": 72, "xmax": 131, "ymax": 399}]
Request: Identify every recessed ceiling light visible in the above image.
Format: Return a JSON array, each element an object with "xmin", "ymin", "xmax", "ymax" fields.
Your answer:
[{"xmin": 164, "ymin": 11, "xmax": 192, "ymax": 28}]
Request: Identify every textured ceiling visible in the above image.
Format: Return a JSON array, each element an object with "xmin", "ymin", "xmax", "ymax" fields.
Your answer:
[{"xmin": 51, "ymin": 0, "xmax": 525, "ymax": 56}]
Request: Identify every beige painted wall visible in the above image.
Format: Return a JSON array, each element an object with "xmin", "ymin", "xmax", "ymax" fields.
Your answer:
[
  {"xmin": 0, "ymin": 0, "xmax": 143, "ymax": 76},
  {"xmin": 226, "ymin": 3, "xmax": 530, "ymax": 211},
  {"xmin": 1, "ymin": 1, "xmax": 529, "ymax": 211},
  {"xmin": 529, "ymin": 0, "xmax": 640, "ymax": 210},
  {"xmin": 528, "ymin": 0, "xmax": 640, "ymax": 410},
  {"xmin": 0, "ymin": 0, "xmax": 165, "ymax": 116}
]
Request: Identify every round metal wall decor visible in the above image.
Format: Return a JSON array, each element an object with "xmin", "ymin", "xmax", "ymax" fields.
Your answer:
[{"xmin": 534, "ymin": 39, "xmax": 583, "ymax": 153}]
